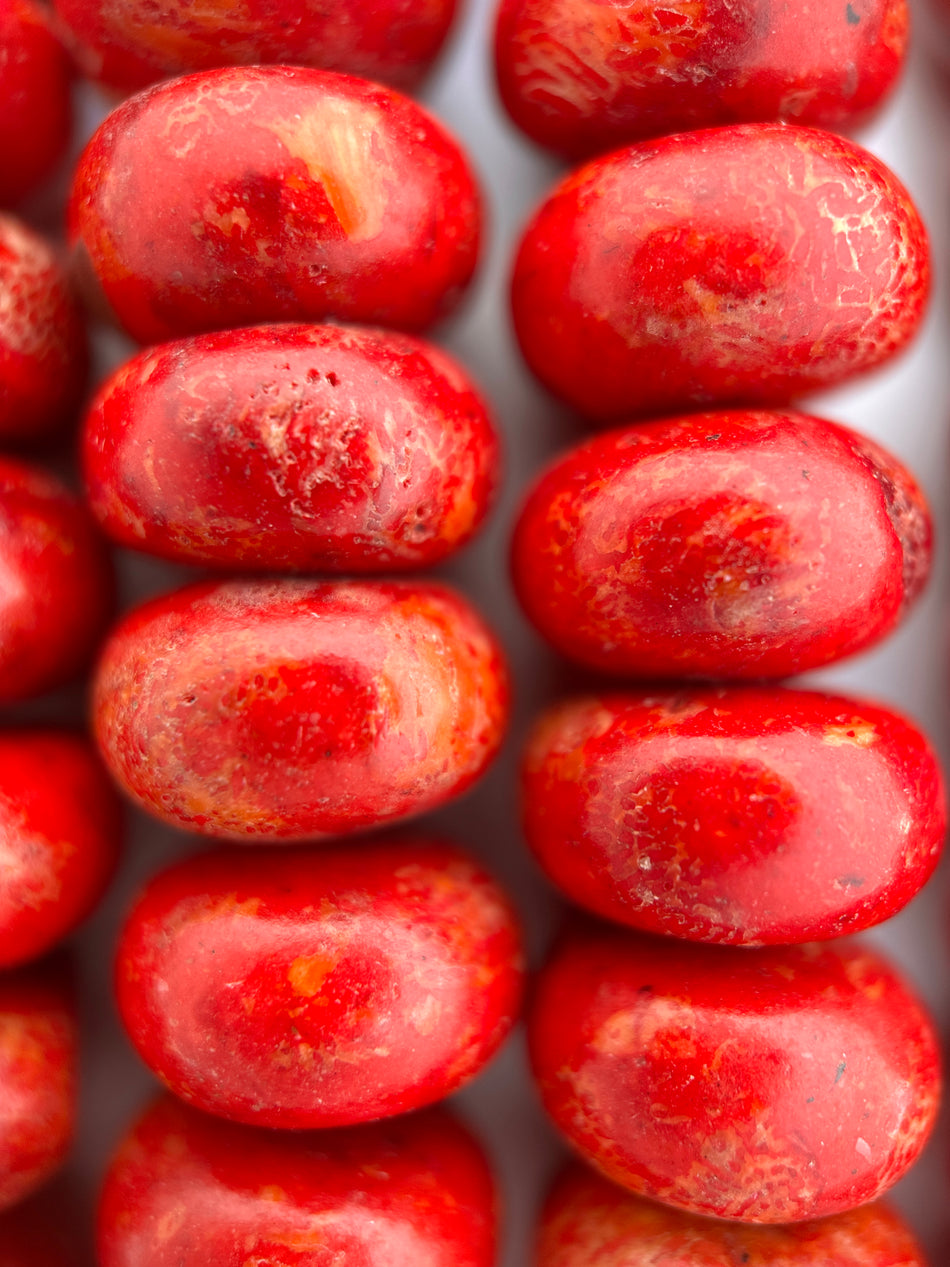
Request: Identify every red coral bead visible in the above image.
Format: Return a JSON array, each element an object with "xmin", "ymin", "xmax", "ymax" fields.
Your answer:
[
  {"xmin": 116, "ymin": 837, "xmax": 524, "ymax": 1128},
  {"xmin": 495, "ymin": 0, "xmax": 908, "ymax": 160},
  {"xmin": 0, "ymin": 0, "xmax": 72, "ymax": 207},
  {"xmin": 98, "ymin": 1095, "xmax": 497, "ymax": 1267},
  {"xmin": 511, "ymin": 124, "xmax": 928, "ymax": 424},
  {"xmin": 54, "ymin": 0, "xmax": 459, "ymax": 94},
  {"xmin": 537, "ymin": 1161, "xmax": 928, "ymax": 1265},
  {"xmin": 0, "ymin": 730, "xmax": 121, "ymax": 968},
  {"xmin": 0, "ymin": 215, "xmax": 88, "ymax": 445},
  {"xmin": 528, "ymin": 928, "xmax": 941, "ymax": 1222},
  {"xmin": 0, "ymin": 458, "xmax": 113, "ymax": 702},
  {"xmin": 511, "ymin": 411, "xmax": 930, "ymax": 679},
  {"xmin": 82, "ymin": 324, "xmax": 498, "ymax": 572},
  {"xmin": 522, "ymin": 688, "xmax": 945, "ymax": 945},
  {"xmin": 92, "ymin": 578, "xmax": 508, "ymax": 841},
  {"xmin": 0, "ymin": 961, "xmax": 76, "ymax": 1212},
  {"xmin": 68, "ymin": 67, "xmax": 482, "ymax": 345}
]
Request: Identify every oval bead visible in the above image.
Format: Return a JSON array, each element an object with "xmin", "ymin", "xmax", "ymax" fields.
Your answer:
[
  {"xmin": 495, "ymin": 0, "xmax": 907, "ymax": 160},
  {"xmin": 0, "ymin": 457, "xmax": 114, "ymax": 702},
  {"xmin": 511, "ymin": 124, "xmax": 928, "ymax": 423},
  {"xmin": 0, "ymin": 962, "xmax": 76, "ymax": 1212},
  {"xmin": 0, "ymin": 730, "xmax": 122, "ymax": 967},
  {"xmin": 537, "ymin": 1162, "xmax": 928, "ymax": 1266},
  {"xmin": 92, "ymin": 578, "xmax": 508, "ymax": 841},
  {"xmin": 99, "ymin": 1096, "xmax": 497, "ymax": 1267},
  {"xmin": 0, "ymin": 215, "xmax": 88, "ymax": 444},
  {"xmin": 0, "ymin": 0, "xmax": 72, "ymax": 207},
  {"xmin": 528, "ymin": 929, "xmax": 941, "ymax": 1223},
  {"xmin": 68, "ymin": 66, "xmax": 481, "ymax": 345},
  {"xmin": 83, "ymin": 324, "xmax": 499, "ymax": 572},
  {"xmin": 511, "ymin": 411, "xmax": 930, "ymax": 679},
  {"xmin": 116, "ymin": 837, "xmax": 524, "ymax": 1128},
  {"xmin": 522, "ymin": 689, "xmax": 945, "ymax": 945},
  {"xmin": 54, "ymin": 0, "xmax": 459, "ymax": 94}
]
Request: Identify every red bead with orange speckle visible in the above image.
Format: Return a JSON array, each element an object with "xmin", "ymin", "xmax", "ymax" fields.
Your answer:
[
  {"xmin": 116, "ymin": 837, "xmax": 523, "ymax": 1128},
  {"xmin": 495, "ymin": 0, "xmax": 907, "ymax": 161},
  {"xmin": 54, "ymin": 0, "xmax": 459, "ymax": 95},
  {"xmin": 537, "ymin": 1162, "xmax": 928, "ymax": 1266},
  {"xmin": 98, "ymin": 1095, "xmax": 497, "ymax": 1267},
  {"xmin": 92, "ymin": 578, "xmax": 508, "ymax": 841},
  {"xmin": 0, "ymin": 216, "xmax": 88, "ymax": 445},
  {"xmin": 511, "ymin": 124, "xmax": 928, "ymax": 424},
  {"xmin": 0, "ymin": 961, "xmax": 76, "ymax": 1213},
  {"xmin": 82, "ymin": 324, "xmax": 498, "ymax": 572},
  {"xmin": 511, "ymin": 411, "xmax": 930, "ymax": 679},
  {"xmin": 529, "ymin": 928, "xmax": 940, "ymax": 1223},
  {"xmin": 0, "ymin": 457, "xmax": 114, "ymax": 702},
  {"xmin": 0, "ymin": 731, "xmax": 122, "ymax": 969},
  {"xmin": 0, "ymin": 0, "xmax": 72, "ymax": 207},
  {"xmin": 522, "ymin": 688, "xmax": 945, "ymax": 945},
  {"xmin": 68, "ymin": 66, "xmax": 482, "ymax": 345}
]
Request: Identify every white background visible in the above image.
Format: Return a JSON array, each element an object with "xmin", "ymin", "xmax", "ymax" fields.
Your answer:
[{"xmin": 49, "ymin": 0, "xmax": 950, "ymax": 1260}]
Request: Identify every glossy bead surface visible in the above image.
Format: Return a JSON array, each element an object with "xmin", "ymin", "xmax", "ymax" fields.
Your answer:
[
  {"xmin": 528, "ymin": 929, "xmax": 940, "ymax": 1222},
  {"xmin": 83, "ymin": 324, "xmax": 498, "ymax": 572},
  {"xmin": 496, "ymin": 0, "xmax": 907, "ymax": 160},
  {"xmin": 69, "ymin": 67, "xmax": 481, "ymax": 345},
  {"xmin": 0, "ymin": 215, "xmax": 88, "ymax": 444},
  {"xmin": 98, "ymin": 1095, "xmax": 497, "ymax": 1267},
  {"xmin": 522, "ymin": 688, "xmax": 945, "ymax": 945},
  {"xmin": 0, "ymin": 731, "xmax": 121, "ymax": 968},
  {"xmin": 0, "ymin": 0, "xmax": 72, "ymax": 207},
  {"xmin": 537, "ymin": 1162, "xmax": 928, "ymax": 1265},
  {"xmin": 93, "ymin": 578, "xmax": 508, "ymax": 841},
  {"xmin": 0, "ymin": 962, "xmax": 76, "ymax": 1212},
  {"xmin": 117, "ymin": 837, "xmax": 524, "ymax": 1128},
  {"xmin": 55, "ymin": 0, "xmax": 459, "ymax": 94},
  {"xmin": 0, "ymin": 458, "xmax": 113, "ymax": 702},
  {"xmin": 511, "ymin": 411, "xmax": 929, "ymax": 679},
  {"xmin": 511, "ymin": 125, "xmax": 928, "ymax": 423}
]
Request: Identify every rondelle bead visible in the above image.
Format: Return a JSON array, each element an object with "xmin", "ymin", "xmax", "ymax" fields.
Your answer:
[
  {"xmin": 0, "ymin": 961, "xmax": 76, "ymax": 1212},
  {"xmin": 83, "ymin": 324, "xmax": 498, "ymax": 572},
  {"xmin": 495, "ymin": 0, "xmax": 907, "ymax": 159},
  {"xmin": 528, "ymin": 927, "xmax": 940, "ymax": 1223},
  {"xmin": 0, "ymin": 0, "xmax": 72, "ymax": 207},
  {"xmin": 537, "ymin": 1161, "xmax": 928, "ymax": 1266},
  {"xmin": 116, "ymin": 837, "xmax": 524, "ymax": 1128},
  {"xmin": 69, "ymin": 67, "xmax": 482, "ymax": 344},
  {"xmin": 511, "ymin": 411, "xmax": 929, "ymax": 679},
  {"xmin": 93, "ymin": 578, "xmax": 507, "ymax": 841},
  {"xmin": 522, "ymin": 688, "xmax": 945, "ymax": 944},
  {"xmin": 54, "ymin": 0, "xmax": 459, "ymax": 93},
  {"xmin": 98, "ymin": 1095, "xmax": 497, "ymax": 1267},
  {"xmin": 0, "ymin": 730, "xmax": 121, "ymax": 967},
  {"xmin": 0, "ymin": 215, "xmax": 88, "ymax": 445},
  {"xmin": 0, "ymin": 457, "xmax": 113, "ymax": 702},
  {"xmin": 511, "ymin": 124, "xmax": 928, "ymax": 423}
]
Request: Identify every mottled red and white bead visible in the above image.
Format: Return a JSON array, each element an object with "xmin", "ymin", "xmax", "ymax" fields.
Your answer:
[
  {"xmin": 99, "ymin": 1096, "xmax": 498, "ymax": 1267},
  {"xmin": 83, "ymin": 324, "xmax": 498, "ymax": 572},
  {"xmin": 93, "ymin": 578, "xmax": 508, "ymax": 841},
  {"xmin": 512, "ymin": 124, "xmax": 928, "ymax": 423},
  {"xmin": 511, "ymin": 411, "xmax": 930, "ymax": 679},
  {"xmin": 0, "ymin": 215, "xmax": 88, "ymax": 444},
  {"xmin": 116, "ymin": 837, "xmax": 524, "ymax": 1128},
  {"xmin": 69, "ymin": 67, "xmax": 482, "ymax": 344},
  {"xmin": 529, "ymin": 928, "xmax": 940, "ymax": 1223},
  {"xmin": 496, "ymin": 0, "xmax": 908, "ymax": 159}
]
